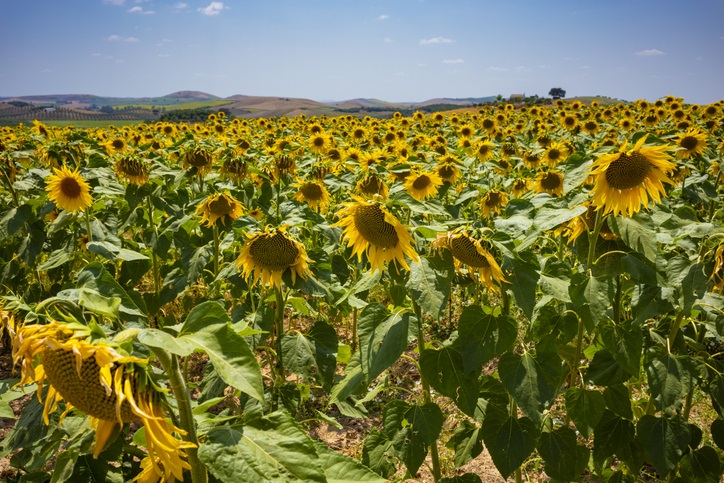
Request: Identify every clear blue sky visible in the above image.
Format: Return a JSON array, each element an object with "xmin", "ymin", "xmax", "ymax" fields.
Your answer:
[{"xmin": 1, "ymin": 0, "xmax": 723, "ymax": 104}]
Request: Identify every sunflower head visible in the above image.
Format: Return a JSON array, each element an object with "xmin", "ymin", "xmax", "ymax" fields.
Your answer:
[
  {"xmin": 114, "ymin": 156, "xmax": 149, "ymax": 185},
  {"xmin": 196, "ymin": 192, "xmax": 244, "ymax": 227},
  {"xmin": 512, "ymin": 178, "xmax": 529, "ymax": 198},
  {"xmin": 675, "ymin": 129, "xmax": 708, "ymax": 159},
  {"xmin": 183, "ymin": 148, "xmax": 214, "ymax": 174},
  {"xmin": 536, "ymin": 170, "xmax": 565, "ymax": 197},
  {"xmin": 236, "ymin": 227, "xmax": 310, "ymax": 288},
  {"xmin": 481, "ymin": 189, "xmax": 509, "ymax": 217},
  {"xmin": 590, "ymin": 136, "xmax": 675, "ymax": 217},
  {"xmin": 356, "ymin": 174, "xmax": 389, "ymax": 200},
  {"xmin": 403, "ymin": 170, "xmax": 443, "ymax": 201},
  {"xmin": 45, "ymin": 165, "xmax": 94, "ymax": 213},
  {"xmin": 220, "ymin": 157, "xmax": 249, "ymax": 183},
  {"xmin": 432, "ymin": 230, "xmax": 506, "ymax": 290},
  {"xmin": 294, "ymin": 180, "xmax": 332, "ymax": 212},
  {"xmin": 334, "ymin": 196, "xmax": 418, "ymax": 273},
  {"xmin": 709, "ymin": 244, "xmax": 724, "ymax": 293}
]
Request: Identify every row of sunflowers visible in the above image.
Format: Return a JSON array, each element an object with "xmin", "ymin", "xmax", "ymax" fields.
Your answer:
[{"xmin": 0, "ymin": 96, "xmax": 723, "ymax": 483}]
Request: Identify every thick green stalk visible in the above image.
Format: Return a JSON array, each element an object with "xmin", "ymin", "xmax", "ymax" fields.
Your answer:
[
  {"xmin": 146, "ymin": 196, "xmax": 161, "ymax": 295},
  {"xmin": 84, "ymin": 208, "xmax": 93, "ymax": 244},
  {"xmin": 274, "ymin": 286, "xmax": 286, "ymax": 376},
  {"xmin": 586, "ymin": 210, "xmax": 605, "ymax": 270},
  {"xmin": 212, "ymin": 223, "xmax": 220, "ymax": 279},
  {"xmin": 351, "ymin": 307, "xmax": 358, "ymax": 353},
  {"xmin": 511, "ymin": 399, "xmax": 523, "ymax": 483},
  {"xmin": 613, "ymin": 275, "xmax": 622, "ymax": 324},
  {"xmin": 153, "ymin": 348, "xmax": 207, "ymax": 483},
  {"xmin": 413, "ymin": 301, "xmax": 441, "ymax": 482}
]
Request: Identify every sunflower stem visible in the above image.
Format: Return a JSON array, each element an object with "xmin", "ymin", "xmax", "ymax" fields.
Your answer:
[
  {"xmin": 709, "ymin": 171, "xmax": 721, "ymax": 222},
  {"xmin": 152, "ymin": 348, "xmax": 207, "ymax": 483},
  {"xmin": 412, "ymin": 301, "xmax": 442, "ymax": 482},
  {"xmin": 0, "ymin": 169, "xmax": 19, "ymax": 208},
  {"xmin": 146, "ymin": 196, "xmax": 161, "ymax": 296},
  {"xmin": 274, "ymin": 286, "xmax": 286, "ymax": 380},
  {"xmin": 613, "ymin": 275, "xmax": 622, "ymax": 324},
  {"xmin": 586, "ymin": 209, "xmax": 605, "ymax": 270},
  {"xmin": 351, "ymin": 307, "xmax": 358, "ymax": 354},
  {"xmin": 84, "ymin": 208, "xmax": 93, "ymax": 244},
  {"xmin": 212, "ymin": 223, "xmax": 220, "ymax": 279}
]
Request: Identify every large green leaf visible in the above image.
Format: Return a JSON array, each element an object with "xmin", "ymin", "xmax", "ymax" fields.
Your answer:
[
  {"xmin": 679, "ymin": 445, "xmax": 722, "ymax": 483},
  {"xmin": 445, "ymin": 420, "xmax": 483, "ymax": 468},
  {"xmin": 585, "ymin": 348, "xmax": 632, "ymax": 386},
  {"xmin": 645, "ymin": 346, "xmax": 693, "ymax": 412},
  {"xmin": 406, "ymin": 253, "xmax": 454, "ymax": 320},
  {"xmin": 599, "ymin": 319, "xmax": 642, "ymax": 376},
  {"xmin": 383, "ymin": 400, "xmax": 443, "ymax": 476},
  {"xmin": 593, "ymin": 410, "xmax": 642, "ymax": 472},
  {"xmin": 537, "ymin": 427, "xmax": 590, "ymax": 481},
  {"xmin": 609, "ymin": 213, "xmax": 658, "ymax": 262},
  {"xmin": 357, "ymin": 303, "xmax": 411, "ymax": 382},
  {"xmin": 501, "ymin": 251, "xmax": 540, "ymax": 319},
  {"xmin": 603, "ymin": 384, "xmax": 634, "ymax": 420},
  {"xmin": 362, "ymin": 430, "xmax": 397, "ymax": 479},
  {"xmin": 569, "ymin": 272, "xmax": 614, "ymax": 333},
  {"xmin": 565, "ymin": 387, "xmax": 606, "ymax": 438},
  {"xmin": 458, "ymin": 304, "xmax": 517, "ymax": 373},
  {"xmin": 311, "ymin": 440, "xmax": 386, "ymax": 483},
  {"xmin": 481, "ymin": 403, "xmax": 538, "ymax": 480},
  {"xmin": 282, "ymin": 321, "xmax": 338, "ymax": 391},
  {"xmin": 498, "ymin": 350, "xmax": 563, "ymax": 425},
  {"xmin": 73, "ymin": 262, "xmax": 146, "ymax": 324},
  {"xmin": 198, "ymin": 412, "xmax": 326, "ymax": 483},
  {"xmin": 637, "ymin": 414, "xmax": 690, "ymax": 478},
  {"xmin": 420, "ymin": 342, "xmax": 479, "ymax": 416}
]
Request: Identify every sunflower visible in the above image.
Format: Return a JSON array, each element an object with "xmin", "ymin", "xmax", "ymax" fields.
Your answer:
[
  {"xmin": 10, "ymin": 320, "xmax": 194, "ymax": 482},
  {"xmin": 474, "ymin": 140, "xmax": 495, "ymax": 161},
  {"xmin": 512, "ymin": 178, "xmax": 529, "ymax": 198},
  {"xmin": 543, "ymin": 142, "xmax": 569, "ymax": 167},
  {"xmin": 437, "ymin": 161, "xmax": 461, "ymax": 184},
  {"xmin": 404, "ymin": 170, "xmax": 443, "ymax": 201},
  {"xmin": 535, "ymin": 170, "xmax": 565, "ymax": 197},
  {"xmin": 589, "ymin": 136, "xmax": 675, "ymax": 217},
  {"xmin": 274, "ymin": 154, "xmax": 296, "ymax": 178},
  {"xmin": 183, "ymin": 148, "xmax": 214, "ymax": 174},
  {"xmin": 481, "ymin": 189, "xmax": 509, "ymax": 217},
  {"xmin": 196, "ymin": 192, "xmax": 244, "ymax": 227},
  {"xmin": 294, "ymin": 180, "xmax": 332, "ymax": 212},
  {"xmin": 432, "ymin": 230, "xmax": 506, "ymax": 290},
  {"xmin": 103, "ymin": 137, "xmax": 128, "ymax": 155},
  {"xmin": 236, "ymin": 227, "xmax": 310, "ymax": 288},
  {"xmin": 45, "ymin": 165, "xmax": 93, "ymax": 213},
  {"xmin": 564, "ymin": 204, "xmax": 618, "ymax": 243},
  {"xmin": 356, "ymin": 174, "xmax": 389, "ymax": 200},
  {"xmin": 335, "ymin": 195, "xmax": 418, "ymax": 273},
  {"xmin": 675, "ymin": 129, "xmax": 708, "ymax": 159},
  {"xmin": 308, "ymin": 131, "xmax": 333, "ymax": 154},
  {"xmin": 114, "ymin": 156, "xmax": 149, "ymax": 185},
  {"xmin": 220, "ymin": 157, "xmax": 248, "ymax": 183},
  {"xmin": 523, "ymin": 151, "xmax": 541, "ymax": 169}
]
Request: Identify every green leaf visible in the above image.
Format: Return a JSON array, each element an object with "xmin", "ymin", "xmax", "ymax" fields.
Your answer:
[
  {"xmin": 501, "ymin": 252, "xmax": 540, "ymax": 319},
  {"xmin": 406, "ymin": 253, "xmax": 454, "ymax": 319},
  {"xmin": 458, "ymin": 304, "xmax": 517, "ymax": 374},
  {"xmin": 37, "ymin": 249, "xmax": 71, "ymax": 271},
  {"xmin": 362, "ymin": 431, "xmax": 397, "ymax": 479},
  {"xmin": 533, "ymin": 204, "xmax": 587, "ymax": 232},
  {"xmin": 383, "ymin": 400, "xmax": 443, "ymax": 476},
  {"xmin": 311, "ymin": 439, "xmax": 386, "ymax": 483},
  {"xmin": 198, "ymin": 412, "xmax": 326, "ymax": 483},
  {"xmin": 445, "ymin": 420, "xmax": 483, "ymax": 468},
  {"xmin": 645, "ymin": 346, "xmax": 693, "ymax": 412},
  {"xmin": 358, "ymin": 304, "xmax": 411, "ymax": 382},
  {"xmin": 586, "ymin": 348, "xmax": 632, "ymax": 386},
  {"xmin": 420, "ymin": 342, "xmax": 479, "ymax": 417},
  {"xmin": 565, "ymin": 387, "xmax": 606, "ymax": 438},
  {"xmin": 711, "ymin": 420, "xmax": 724, "ymax": 450},
  {"xmin": 593, "ymin": 410, "xmax": 642, "ymax": 472},
  {"xmin": 600, "ymin": 319, "xmax": 642, "ymax": 376},
  {"xmin": 481, "ymin": 404, "xmax": 538, "ymax": 480},
  {"xmin": 537, "ymin": 426, "xmax": 590, "ymax": 481},
  {"xmin": 609, "ymin": 213, "xmax": 658, "ymax": 262},
  {"xmin": 74, "ymin": 262, "xmax": 146, "ymax": 324},
  {"xmin": 282, "ymin": 321, "xmax": 338, "ymax": 391},
  {"xmin": 498, "ymin": 350, "xmax": 563, "ymax": 425},
  {"xmin": 137, "ymin": 328, "xmax": 195, "ymax": 356},
  {"xmin": 177, "ymin": 301, "xmax": 264, "ymax": 402},
  {"xmin": 569, "ymin": 272, "xmax": 614, "ymax": 333},
  {"xmin": 439, "ymin": 474, "xmax": 483, "ymax": 483},
  {"xmin": 679, "ymin": 446, "xmax": 722, "ymax": 483},
  {"xmin": 603, "ymin": 384, "xmax": 634, "ymax": 420},
  {"xmin": 87, "ymin": 240, "xmax": 149, "ymax": 262},
  {"xmin": 637, "ymin": 414, "xmax": 690, "ymax": 477}
]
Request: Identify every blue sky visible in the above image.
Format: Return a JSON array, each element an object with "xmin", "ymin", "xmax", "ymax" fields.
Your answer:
[{"xmin": 1, "ymin": 0, "xmax": 723, "ymax": 104}]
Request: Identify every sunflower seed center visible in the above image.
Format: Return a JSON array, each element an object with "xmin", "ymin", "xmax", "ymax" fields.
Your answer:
[
  {"xmin": 60, "ymin": 177, "xmax": 82, "ymax": 198},
  {"xmin": 604, "ymin": 152, "xmax": 652, "ymax": 190},
  {"xmin": 353, "ymin": 204, "xmax": 399, "ymax": 249},
  {"xmin": 249, "ymin": 232, "xmax": 299, "ymax": 272}
]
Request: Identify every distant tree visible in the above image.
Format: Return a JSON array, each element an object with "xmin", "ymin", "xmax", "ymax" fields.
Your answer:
[
  {"xmin": 549, "ymin": 87, "xmax": 566, "ymax": 99},
  {"xmin": 99, "ymin": 105, "xmax": 115, "ymax": 114}
]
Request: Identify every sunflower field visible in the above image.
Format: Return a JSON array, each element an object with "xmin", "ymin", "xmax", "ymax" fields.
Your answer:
[{"xmin": 0, "ymin": 97, "xmax": 723, "ymax": 483}]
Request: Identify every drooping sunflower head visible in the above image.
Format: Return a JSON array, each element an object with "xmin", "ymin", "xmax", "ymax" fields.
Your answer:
[
  {"xmin": 512, "ymin": 178, "xmax": 530, "ymax": 198},
  {"xmin": 403, "ymin": 170, "xmax": 443, "ymax": 201},
  {"xmin": 709, "ymin": 244, "xmax": 724, "ymax": 293},
  {"xmin": 236, "ymin": 227, "xmax": 310, "ymax": 288},
  {"xmin": 675, "ymin": 129, "xmax": 708, "ymax": 159},
  {"xmin": 294, "ymin": 179, "xmax": 332, "ymax": 212},
  {"xmin": 274, "ymin": 154, "xmax": 296, "ymax": 178},
  {"xmin": 356, "ymin": 174, "xmax": 389, "ymax": 200},
  {"xmin": 114, "ymin": 156, "xmax": 149, "ymax": 185},
  {"xmin": 183, "ymin": 148, "xmax": 214, "ymax": 174},
  {"xmin": 535, "ymin": 170, "xmax": 565, "ymax": 197},
  {"xmin": 523, "ymin": 151, "xmax": 541, "ymax": 169},
  {"xmin": 45, "ymin": 165, "xmax": 94, "ymax": 213},
  {"xmin": 334, "ymin": 195, "xmax": 418, "ymax": 273},
  {"xmin": 10, "ymin": 320, "xmax": 194, "ymax": 480},
  {"xmin": 480, "ymin": 189, "xmax": 509, "ymax": 217},
  {"xmin": 220, "ymin": 157, "xmax": 249, "ymax": 183},
  {"xmin": 432, "ymin": 230, "xmax": 506, "ymax": 290},
  {"xmin": 196, "ymin": 192, "xmax": 244, "ymax": 227},
  {"xmin": 589, "ymin": 136, "xmax": 675, "ymax": 217}
]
